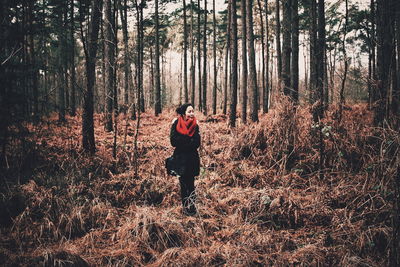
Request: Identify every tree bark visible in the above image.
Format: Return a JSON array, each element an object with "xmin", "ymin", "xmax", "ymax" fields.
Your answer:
[
  {"xmin": 190, "ymin": 0, "xmax": 196, "ymax": 106},
  {"xmin": 202, "ymin": 0, "xmax": 208, "ymax": 114},
  {"xmin": 241, "ymin": 0, "xmax": 248, "ymax": 123},
  {"xmin": 70, "ymin": 0, "xmax": 76, "ymax": 116},
  {"xmin": 370, "ymin": 0, "xmax": 377, "ymax": 105},
  {"xmin": 105, "ymin": 0, "xmax": 115, "ymax": 132},
  {"xmin": 154, "ymin": 0, "xmax": 162, "ymax": 115},
  {"xmin": 392, "ymin": 0, "xmax": 400, "ymax": 116},
  {"xmin": 120, "ymin": 0, "xmax": 131, "ymax": 114},
  {"xmin": 309, "ymin": 0, "xmax": 317, "ymax": 104},
  {"xmin": 316, "ymin": 0, "xmax": 325, "ymax": 180},
  {"xmin": 374, "ymin": 0, "xmax": 393, "ymax": 125},
  {"xmin": 338, "ymin": 0, "xmax": 349, "ymax": 122},
  {"xmin": 316, "ymin": 0, "xmax": 325, "ymax": 117},
  {"xmin": 82, "ymin": 0, "xmax": 103, "ymax": 153},
  {"xmin": 263, "ymin": 0, "xmax": 269, "ymax": 113},
  {"xmin": 247, "ymin": 0, "xmax": 258, "ymax": 122},
  {"xmin": 257, "ymin": 0, "xmax": 265, "ymax": 111},
  {"xmin": 282, "ymin": 0, "xmax": 291, "ymax": 96},
  {"xmin": 223, "ymin": 1, "xmax": 231, "ymax": 115},
  {"xmin": 229, "ymin": 0, "xmax": 238, "ymax": 127},
  {"xmin": 291, "ymin": 0, "xmax": 299, "ymax": 103},
  {"xmin": 183, "ymin": 0, "xmax": 189, "ymax": 103},
  {"xmin": 275, "ymin": 0, "xmax": 282, "ymax": 81},
  {"xmin": 212, "ymin": 0, "xmax": 217, "ymax": 114},
  {"xmin": 139, "ymin": 1, "xmax": 144, "ymax": 112},
  {"xmin": 197, "ymin": 0, "xmax": 202, "ymax": 110}
]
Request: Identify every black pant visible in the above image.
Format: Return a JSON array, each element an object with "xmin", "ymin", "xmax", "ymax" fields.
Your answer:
[{"xmin": 179, "ymin": 175, "xmax": 196, "ymax": 214}]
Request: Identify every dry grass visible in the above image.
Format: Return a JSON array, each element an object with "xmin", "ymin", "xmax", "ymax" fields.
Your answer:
[{"xmin": 0, "ymin": 102, "xmax": 398, "ymax": 266}]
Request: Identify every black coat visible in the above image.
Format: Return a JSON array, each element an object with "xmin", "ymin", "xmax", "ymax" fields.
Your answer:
[{"xmin": 170, "ymin": 119, "xmax": 201, "ymax": 177}]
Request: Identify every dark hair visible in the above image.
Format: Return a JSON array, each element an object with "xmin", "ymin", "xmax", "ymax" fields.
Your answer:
[{"xmin": 176, "ymin": 103, "xmax": 193, "ymax": 116}]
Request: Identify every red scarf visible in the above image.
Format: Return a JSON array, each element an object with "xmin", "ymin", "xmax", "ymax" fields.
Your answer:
[{"xmin": 176, "ymin": 116, "xmax": 197, "ymax": 137}]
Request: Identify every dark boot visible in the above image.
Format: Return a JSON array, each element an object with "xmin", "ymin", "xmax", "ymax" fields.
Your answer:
[{"xmin": 179, "ymin": 176, "xmax": 196, "ymax": 216}]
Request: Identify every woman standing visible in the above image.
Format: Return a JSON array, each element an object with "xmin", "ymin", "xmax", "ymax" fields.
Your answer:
[{"xmin": 170, "ymin": 103, "xmax": 201, "ymax": 216}]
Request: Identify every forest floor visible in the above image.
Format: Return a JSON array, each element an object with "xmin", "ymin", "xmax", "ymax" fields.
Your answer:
[{"xmin": 0, "ymin": 102, "xmax": 397, "ymax": 266}]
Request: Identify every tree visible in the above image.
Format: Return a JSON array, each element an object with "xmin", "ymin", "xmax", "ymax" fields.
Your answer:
[
  {"xmin": 374, "ymin": 0, "xmax": 394, "ymax": 125},
  {"xmin": 183, "ymin": 0, "xmax": 189, "ymax": 103},
  {"xmin": 190, "ymin": 0, "xmax": 196, "ymax": 106},
  {"xmin": 105, "ymin": 0, "xmax": 116, "ymax": 132},
  {"xmin": 316, "ymin": 0, "xmax": 326, "ymax": 116},
  {"xmin": 223, "ymin": 1, "xmax": 231, "ymax": 115},
  {"xmin": 275, "ymin": 0, "xmax": 282, "ymax": 81},
  {"xmin": 291, "ymin": 0, "xmax": 299, "ymax": 103},
  {"xmin": 70, "ymin": 0, "xmax": 77, "ymax": 116},
  {"xmin": 202, "ymin": 0, "xmax": 208, "ymax": 114},
  {"xmin": 212, "ymin": 0, "xmax": 217, "ymax": 114},
  {"xmin": 229, "ymin": 0, "xmax": 238, "ymax": 127},
  {"xmin": 81, "ymin": 0, "xmax": 103, "ymax": 153},
  {"xmin": 241, "ymin": 0, "xmax": 248, "ymax": 123},
  {"xmin": 263, "ymin": 0, "xmax": 270, "ymax": 113},
  {"xmin": 197, "ymin": 0, "xmax": 202, "ymax": 110},
  {"xmin": 57, "ymin": 1, "xmax": 67, "ymax": 122},
  {"xmin": 257, "ymin": 0, "xmax": 265, "ymax": 110},
  {"xmin": 154, "ymin": 0, "xmax": 162, "ymax": 115},
  {"xmin": 282, "ymin": 0, "xmax": 291, "ymax": 97},
  {"xmin": 247, "ymin": 0, "xmax": 258, "ymax": 122},
  {"xmin": 309, "ymin": 0, "xmax": 318, "ymax": 104},
  {"xmin": 135, "ymin": 0, "xmax": 144, "ymax": 114},
  {"xmin": 392, "ymin": 0, "xmax": 399, "ymax": 115},
  {"xmin": 120, "ymin": 0, "xmax": 132, "ymax": 115},
  {"xmin": 370, "ymin": 0, "xmax": 376, "ymax": 107},
  {"xmin": 315, "ymin": 0, "xmax": 326, "ymax": 179},
  {"xmin": 338, "ymin": 0, "xmax": 349, "ymax": 122}
]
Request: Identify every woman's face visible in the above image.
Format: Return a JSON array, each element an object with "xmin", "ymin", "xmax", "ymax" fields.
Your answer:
[{"xmin": 184, "ymin": 106, "xmax": 195, "ymax": 119}]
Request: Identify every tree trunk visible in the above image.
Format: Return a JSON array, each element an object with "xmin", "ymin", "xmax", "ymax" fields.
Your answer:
[
  {"xmin": 374, "ymin": 0, "xmax": 393, "ymax": 125},
  {"xmin": 28, "ymin": 0, "xmax": 38, "ymax": 118},
  {"xmin": 154, "ymin": 0, "xmax": 162, "ymax": 115},
  {"xmin": 63, "ymin": 2, "xmax": 70, "ymax": 114},
  {"xmin": 58, "ymin": 46, "xmax": 66, "ymax": 122},
  {"xmin": 70, "ymin": 0, "xmax": 76, "ymax": 116},
  {"xmin": 202, "ymin": 0, "xmax": 208, "ymax": 114},
  {"xmin": 139, "ymin": 1, "xmax": 144, "ymax": 113},
  {"xmin": 316, "ymin": 0, "xmax": 325, "ymax": 117},
  {"xmin": 241, "ymin": 0, "xmax": 248, "ymax": 123},
  {"xmin": 309, "ymin": 0, "xmax": 317, "ymax": 104},
  {"xmin": 223, "ymin": 1, "xmax": 231, "ymax": 115},
  {"xmin": 275, "ymin": 0, "xmax": 282, "ymax": 81},
  {"xmin": 291, "ymin": 0, "xmax": 299, "ymax": 103},
  {"xmin": 257, "ymin": 0, "xmax": 265, "ymax": 111},
  {"xmin": 229, "ymin": 0, "xmax": 238, "ymax": 127},
  {"xmin": 135, "ymin": 0, "xmax": 144, "ymax": 113},
  {"xmin": 120, "ymin": 0, "xmax": 131, "ymax": 113},
  {"xmin": 391, "ymin": 0, "xmax": 399, "ymax": 116},
  {"xmin": 105, "ymin": 0, "xmax": 115, "ymax": 132},
  {"xmin": 100, "ymin": 11, "xmax": 106, "ymax": 113},
  {"xmin": 263, "ymin": 0, "xmax": 269, "ymax": 113},
  {"xmin": 282, "ymin": 0, "xmax": 291, "ymax": 96},
  {"xmin": 82, "ymin": 0, "xmax": 103, "ymax": 153},
  {"xmin": 212, "ymin": 0, "xmax": 217, "ymax": 114},
  {"xmin": 338, "ymin": 0, "xmax": 348, "ymax": 122},
  {"xmin": 183, "ymin": 0, "xmax": 188, "ymax": 103},
  {"xmin": 247, "ymin": 0, "xmax": 258, "ymax": 122},
  {"xmin": 58, "ymin": 2, "xmax": 66, "ymax": 122},
  {"xmin": 197, "ymin": 0, "xmax": 202, "ymax": 110},
  {"xmin": 190, "ymin": 0, "xmax": 196, "ymax": 106},
  {"xmin": 316, "ymin": 0, "xmax": 325, "ymax": 180},
  {"xmin": 370, "ymin": 0, "xmax": 377, "ymax": 105}
]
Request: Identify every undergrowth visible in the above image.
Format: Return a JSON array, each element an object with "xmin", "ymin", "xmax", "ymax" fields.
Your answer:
[{"xmin": 0, "ymin": 102, "xmax": 398, "ymax": 266}]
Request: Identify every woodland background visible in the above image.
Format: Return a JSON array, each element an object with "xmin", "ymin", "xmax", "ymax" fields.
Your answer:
[{"xmin": 0, "ymin": 0, "xmax": 400, "ymax": 266}]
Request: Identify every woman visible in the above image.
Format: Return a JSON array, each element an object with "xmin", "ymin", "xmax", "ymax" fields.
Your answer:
[{"xmin": 170, "ymin": 103, "xmax": 201, "ymax": 216}]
